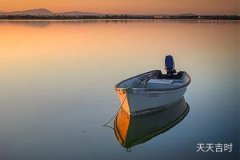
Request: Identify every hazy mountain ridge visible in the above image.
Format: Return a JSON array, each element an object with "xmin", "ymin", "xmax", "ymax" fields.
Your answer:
[
  {"xmin": 0, "ymin": 8, "xmax": 239, "ymax": 16},
  {"xmin": 0, "ymin": 8, "xmax": 239, "ymax": 20},
  {"xmin": 1, "ymin": 8, "xmax": 54, "ymax": 15},
  {"xmin": 176, "ymin": 13, "xmax": 198, "ymax": 16},
  {"xmin": 56, "ymin": 11, "xmax": 102, "ymax": 16},
  {"xmin": 0, "ymin": 8, "xmax": 100, "ymax": 16}
]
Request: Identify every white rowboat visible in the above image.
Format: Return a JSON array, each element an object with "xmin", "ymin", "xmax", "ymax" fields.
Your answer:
[{"xmin": 114, "ymin": 55, "xmax": 191, "ymax": 115}]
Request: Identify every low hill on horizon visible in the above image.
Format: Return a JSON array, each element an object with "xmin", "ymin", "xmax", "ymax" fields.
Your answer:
[
  {"xmin": 0, "ymin": 8, "xmax": 101, "ymax": 16},
  {"xmin": 56, "ymin": 11, "xmax": 103, "ymax": 16},
  {"xmin": 2, "ymin": 8, "xmax": 54, "ymax": 16}
]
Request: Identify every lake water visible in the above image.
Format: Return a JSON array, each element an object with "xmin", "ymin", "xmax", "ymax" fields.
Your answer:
[{"xmin": 0, "ymin": 20, "xmax": 239, "ymax": 160}]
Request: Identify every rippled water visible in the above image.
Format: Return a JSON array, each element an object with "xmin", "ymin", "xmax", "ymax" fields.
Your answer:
[{"xmin": 0, "ymin": 20, "xmax": 239, "ymax": 160}]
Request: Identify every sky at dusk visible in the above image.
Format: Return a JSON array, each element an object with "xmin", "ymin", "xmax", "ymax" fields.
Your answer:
[{"xmin": 0, "ymin": 0, "xmax": 239, "ymax": 14}]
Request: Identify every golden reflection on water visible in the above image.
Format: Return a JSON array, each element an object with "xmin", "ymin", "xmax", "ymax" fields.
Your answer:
[
  {"xmin": 0, "ymin": 20, "xmax": 239, "ymax": 103},
  {"xmin": 0, "ymin": 21, "xmax": 238, "ymax": 94}
]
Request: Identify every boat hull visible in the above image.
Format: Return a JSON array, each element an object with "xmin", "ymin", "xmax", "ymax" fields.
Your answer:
[
  {"xmin": 115, "ymin": 70, "xmax": 191, "ymax": 115},
  {"xmin": 116, "ymin": 87, "xmax": 187, "ymax": 115}
]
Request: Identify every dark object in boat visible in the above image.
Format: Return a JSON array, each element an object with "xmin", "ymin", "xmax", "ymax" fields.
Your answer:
[
  {"xmin": 152, "ymin": 70, "xmax": 183, "ymax": 79},
  {"xmin": 145, "ymin": 55, "xmax": 179, "ymax": 79},
  {"xmin": 165, "ymin": 55, "xmax": 177, "ymax": 77}
]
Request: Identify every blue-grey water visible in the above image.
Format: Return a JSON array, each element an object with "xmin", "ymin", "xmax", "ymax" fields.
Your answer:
[{"xmin": 0, "ymin": 20, "xmax": 239, "ymax": 160}]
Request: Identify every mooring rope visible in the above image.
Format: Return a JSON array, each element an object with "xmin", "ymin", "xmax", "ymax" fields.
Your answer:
[{"xmin": 102, "ymin": 94, "xmax": 127, "ymax": 129}]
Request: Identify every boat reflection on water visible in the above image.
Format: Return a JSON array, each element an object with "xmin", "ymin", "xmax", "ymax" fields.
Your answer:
[{"xmin": 113, "ymin": 97, "xmax": 189, "ymax": 151}]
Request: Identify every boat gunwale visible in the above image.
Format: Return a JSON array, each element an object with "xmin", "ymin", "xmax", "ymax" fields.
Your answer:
[{"xmin": 115, "ymin": 70, "xmax": 191, "ymax": 93}]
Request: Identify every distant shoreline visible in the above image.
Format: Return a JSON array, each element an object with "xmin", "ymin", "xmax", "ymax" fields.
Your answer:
[{"xmin": 0, "ymin": 15, "xmax": 239, "ymax": 20}]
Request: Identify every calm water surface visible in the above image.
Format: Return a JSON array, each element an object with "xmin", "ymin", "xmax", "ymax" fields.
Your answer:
[{"xmin": 0, "ymin": 20, "xmax": 239, "ymax": 160}]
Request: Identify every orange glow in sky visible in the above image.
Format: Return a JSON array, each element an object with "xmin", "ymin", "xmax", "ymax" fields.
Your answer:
[{"xmin": 0, "ymin": 0, "xmax": 239, "ymax": 14}]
